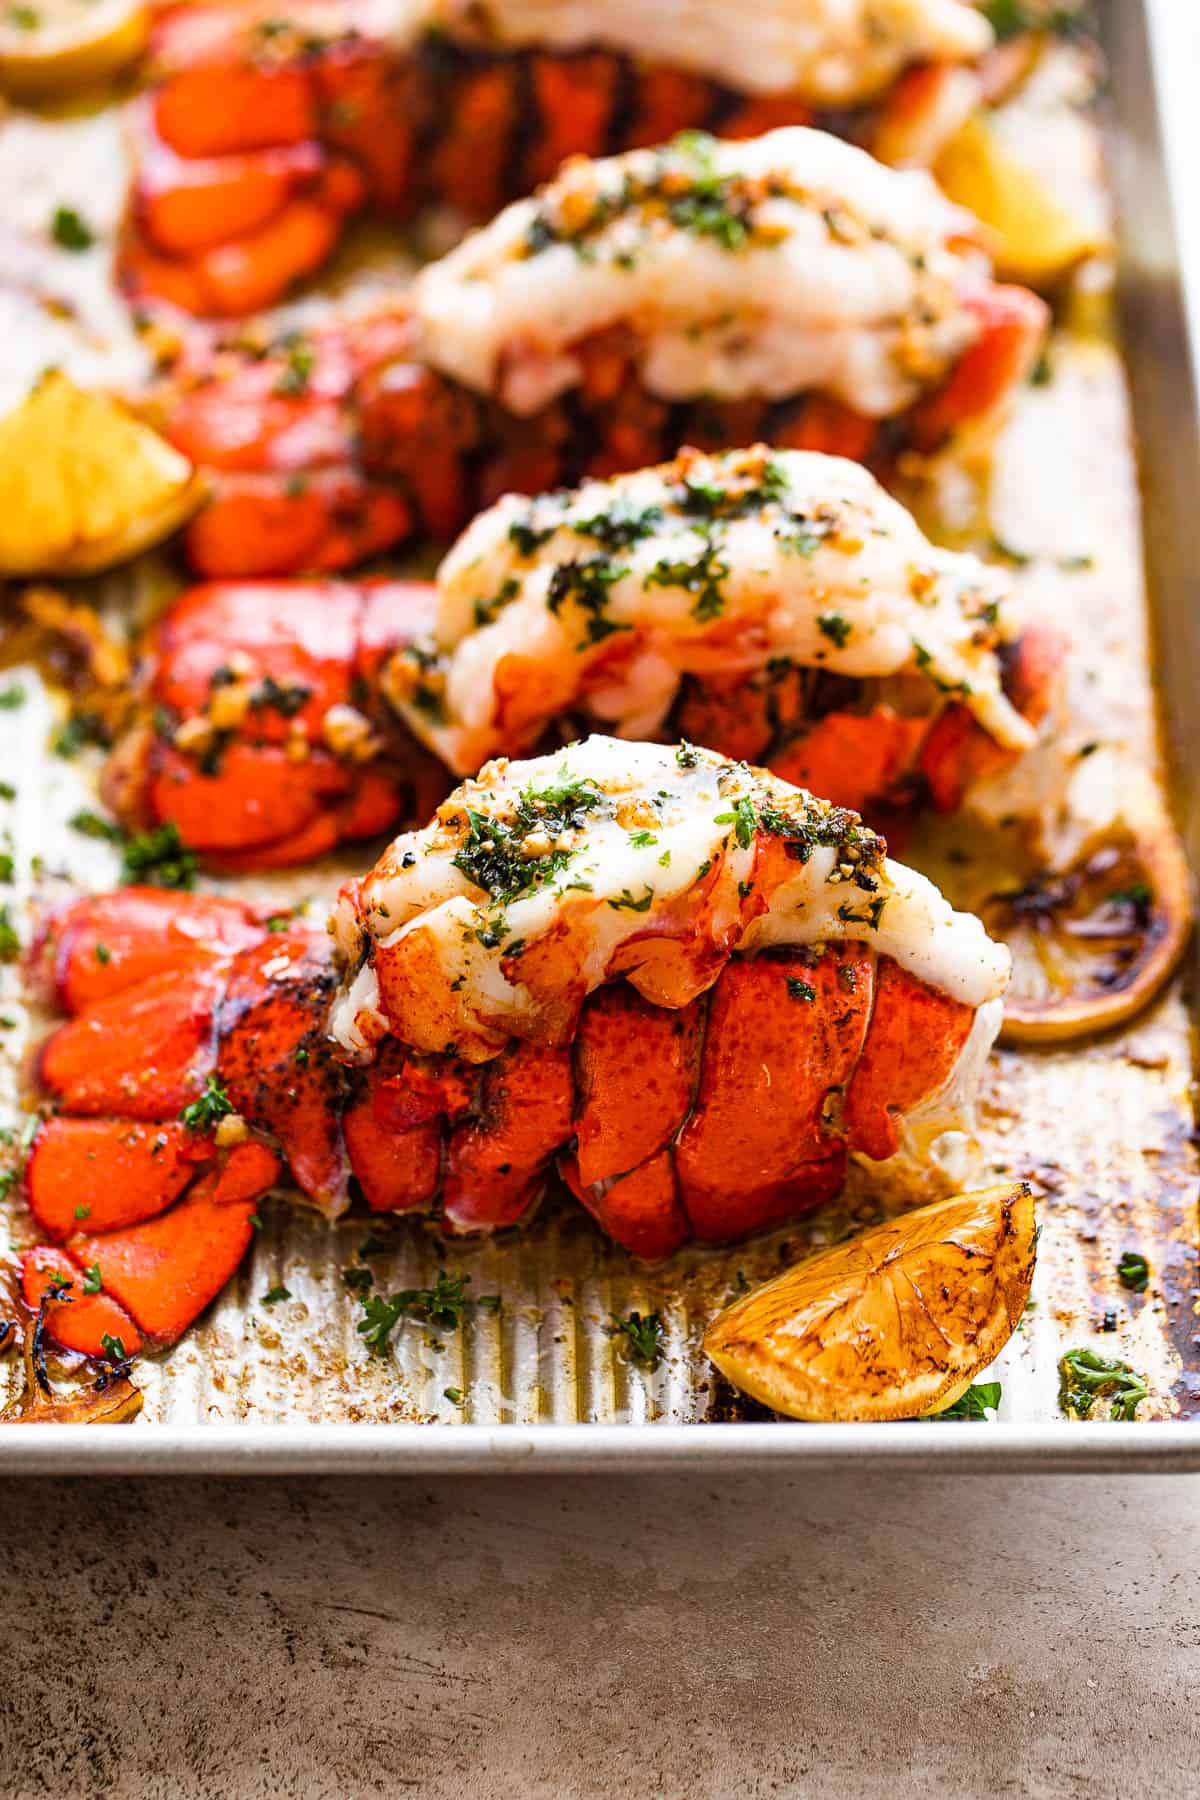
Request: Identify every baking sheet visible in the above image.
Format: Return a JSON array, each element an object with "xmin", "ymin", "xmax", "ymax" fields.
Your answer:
[{"xmin": 1, "ymin": 0, "xmax": 1198, "ymax": 1470}]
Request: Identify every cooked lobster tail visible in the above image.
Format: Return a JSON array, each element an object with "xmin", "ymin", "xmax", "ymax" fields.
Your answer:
[
  {"xmin": 105, "ymin": 448, "xmax": 1065, "ymax": 869},
  {"xmin": 21, "ymin": 734, "xmax": 1014, "ymax": 1353}
]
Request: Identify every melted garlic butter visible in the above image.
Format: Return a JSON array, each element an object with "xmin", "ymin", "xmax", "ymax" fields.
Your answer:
[
  {"xmin": 385, "ymin": 446, "xmax": 1032, "ymax": 777},
  {"xmin": 413, "ymin": 126, "xmax": 985, "ymax": 417},
  {"xmin": 329, "ymin": 735, "xmax": 1010, "ymax": 1061},
  {"xmin": 423, "ymin": 0, "xmax": 992, "ymax": 102}
]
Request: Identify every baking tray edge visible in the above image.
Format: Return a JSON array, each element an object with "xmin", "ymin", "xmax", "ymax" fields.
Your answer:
[{"xmin": 4, "ymin": 0, "xmax": 1199, "ymax": 1476}]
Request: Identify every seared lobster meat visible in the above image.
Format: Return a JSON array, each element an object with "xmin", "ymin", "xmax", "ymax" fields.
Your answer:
[
  {"xmin": 155, "ymin": 126, "xmax": 1048, "ymax": 577},
  {"xmin": 23, "ymin": 739, "xmax": 1009, "ymax": 1354},
  {"xmin": 127, "ymin": 0, "xmax": 994, "ymax": 315},
  {"xmin": 106, "ymin": 447, "xmax": 1066, "ymax": 868}
]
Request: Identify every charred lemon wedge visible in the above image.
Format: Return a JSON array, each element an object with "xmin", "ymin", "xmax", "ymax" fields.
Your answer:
[
  {"xmin": 980, "ymin": 773, "xmax": 1192, "ymax": 1044},
  {"xmin": 934, "ymin": 114, "xmax": 1105, "ymax": 287},
  {"xmin": 0, "ymin": 372, "xmax": 205, "ymax": 576},
  {"xmin": 0, "ymin": 0, "xmax": 148, "ymax": 99},
  {"xmin": 704, "ymin": 1184, "xmax": 1036, "ymax": 1423}
]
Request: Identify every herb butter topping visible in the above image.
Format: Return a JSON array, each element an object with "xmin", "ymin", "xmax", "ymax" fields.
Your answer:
[
  {"xmin": 413, "ymin": 127, "xmax": 985, "ymax": 416},
  {"xmin": 329, "ymin": 735, "xmax": 1010, "ymax": 1061},
  {"xmin": 382, "ymin": 444, "xmax": 1031, "ymax": 776},
  {"xmin": 427, "ymin": 0, "xmax": 993, "ymax": 103}
]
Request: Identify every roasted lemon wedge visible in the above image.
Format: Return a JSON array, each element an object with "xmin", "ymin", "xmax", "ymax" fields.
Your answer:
[
  {"xmin": 0, "ymin": 372, "xmax": 205, "ymax": 575},
  {"xmin": 982, "ymin": 772, "xmax": 1192, "ymax": 1044},
  {"xmin": 704, "ymin": 1184, "xmax": 1036, "ymax": 1422},
  {"xmin": 0, "ymin": 0, "xmax": 148, "ymax": 99},
  {"xmin": 935, "ymin": 114, "xmax": 1104, "ymax": 287}
]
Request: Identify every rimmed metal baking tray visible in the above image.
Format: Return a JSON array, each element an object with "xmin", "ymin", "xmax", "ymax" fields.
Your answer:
[{"xmin": 2, "ymin": 0, "xmax": 1199, "ymax": 1472}]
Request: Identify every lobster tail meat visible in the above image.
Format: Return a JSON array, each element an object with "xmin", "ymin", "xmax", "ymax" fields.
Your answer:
[
  {"xmin": 413, "ymin": 127, "xmax": 1026, "ymax": 426},
  {"xmin": 128, "ymin": 1, "xmax": 994, "ymax": 317},
  {"xmin": 24, "ymin": 740, "xmax": 1008, "ymax": 1352},
  {"xmin": 154, "ymin": 125, "xmax": 1046, "ymax": 579},
  {"xmin": 396, "ymin": 443, "xmax": 1046, "ymax": 777},
  {"xmin": 104, "ymin": 448, "xmax": 1066, "ymax": 869}
]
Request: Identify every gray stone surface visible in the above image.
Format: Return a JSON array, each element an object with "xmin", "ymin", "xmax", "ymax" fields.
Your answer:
[{"xmin": 2, "ymin": 1472, "xmax": 1198, "ymax": 1798}]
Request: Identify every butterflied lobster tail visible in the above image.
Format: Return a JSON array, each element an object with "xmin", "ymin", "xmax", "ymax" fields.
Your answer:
[
  {"xmin": 125, "ymin": 0, "xmax": 994, "ymax": 316},
  {"xmin": 155, "ymin": 125, "xmax": 1048, "ymax": 578},
  {"xmin": 23, "ymin": 738, "xmax": 1010, "ymax": 1354},
  {"xmin": 103, "ymin": 448, "xmax": 1066, "ymax": 868}
]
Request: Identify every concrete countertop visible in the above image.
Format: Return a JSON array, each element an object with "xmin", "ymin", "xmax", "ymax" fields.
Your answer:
[{"xmin": 2, "ymin": 1469, "xmax": 1198, "ymax": 1797}]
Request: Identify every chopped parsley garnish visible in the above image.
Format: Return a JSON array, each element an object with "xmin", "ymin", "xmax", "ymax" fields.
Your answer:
[
  {"xmin": 1029, "ymin": 347, "xmax": 1053, "ymax": 386},
  {"xmin": 179, "ymin": 1073, "xmax": 234, "ymax": 1135},
  {"xmin": 989, "ymin": 534, "xmax": 1032, "ymax": 568},
  {"xmin": 837, "ymin": 897, "xmax": 886, "ymax": 930},
  {"xmin": 644, "ymin": 534, "xmax": 730, "ymax": 623},
  {"xmin": 451, "ymin": 773, "xmax": 604, "ymax": 905},
  {"xmin": 573, "ymin": 502, "xmax": 664, "ymax": 550},
  {"xmin": 608, "ymin": 1308, "xmax": 663, "ymax": 1370},
  {"xmin": 933, "ymin": 1381, "xmax": 1002, "ymax": 1420},
  {"xmin": 120, "ymin": 822, "xmax": 197, "ymax": 890},
  {"xmin": 1116, "ymin": 1251, "xmax": 1150, "ymax": 1294},
  {"xmin": 980, "ymin": 0, "xmax": 1085, "ymax": 40},
  {"xmin": 99, "ymin": 1332, "xmax": 128, "ymax": 1363},
  {"xmin": 51, "ymin": 206, "xmax": 94, "ymax": 252},
  {"xmin": 547, "ymin": 555, "xmax": 630, "ymax": 648},
  {"xmin": 675, "ymin": 741, "xmax": 701, "ymax": 768},
  {"xmin": 74, "ymin": 1204, "xmax": 91, "ymax": 1220},
  {"xmin": 0, "ymin": 782, "xmax": 14, "ymax": 800},
  {"xmin": 357, "ymin": 1269, "xmax": 481, "ymax": 1356},
  {"xmin": 525, "ymin": 131, "xmax": 771, "ymax": 263},
  {"xmin": 69, "ymin": 808, "xmax": 123, "ymax": 842},
  {"xmin": 82, "ymin": 1263, "xmax": 103, "ymax": 1295},
  {"xmin": 508, "ymin": 518, "xmax": 556, "ymax": 556},
  {"xmin": 0, "ymin": 905, "xmax": 19, "ymax": 963},
  {"xmin": 443, "ymin": 1386, "xmax": 464, "ymax": 1404},
  {"xmin": 274, "ymin": 336, "xmax": 316, "ymax": 395},
  {"xmin": 0, "ymin": 683, "xmax": 26, "ymax": 710},
  {"xmin": 714, "ymin": 795, "xmax": 756, "ymax": 850},
  {"xmin": 94, "ymin": 944, "xmax": 111, "ymax": 965},
  {"xmin": 607, "ymin": 885, "xmax": 654, "ymax": 913},
  {"xmin": 781, "ymin": 522, "xmax": 829, "ymax": 557},
  {"xmin": 1107, "ymin": 882, "xmax": 1152, "ymax": 910},
  {"xmin": 262, "ymin": 1285, "xmax": 292, "ymax": 1306},
  {"xmin": 51, "ymin": 710, "xmax": 107, "ymax": 757},
  {"xmin": 248, "ymin": 673, "xmax": 310, "ymax": 718},
  {"xmin": 912, "ymin": 640, "xmax": 971, "ymax": 697},
  {"xmin": 473, "ymin": 576, "xmax": 520, "ymax": 628},
  {"xmin": 787, "ymin": 977, "xmax": 816, "ymax": 1003},
  {"xmin": 1058, "ymin": 1348, "xmax": 1148, "ymax": 1421},
  {"xmin": 627, "ymin": 829, "xmax": 658, "ymax": 848},
  {"xmin": 817, "ymin": 613, "xmax": 852, "ymax": 650},
  {"xmin": 754, "ymin": 798, "xmax": 882, "ymax": 876}
]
